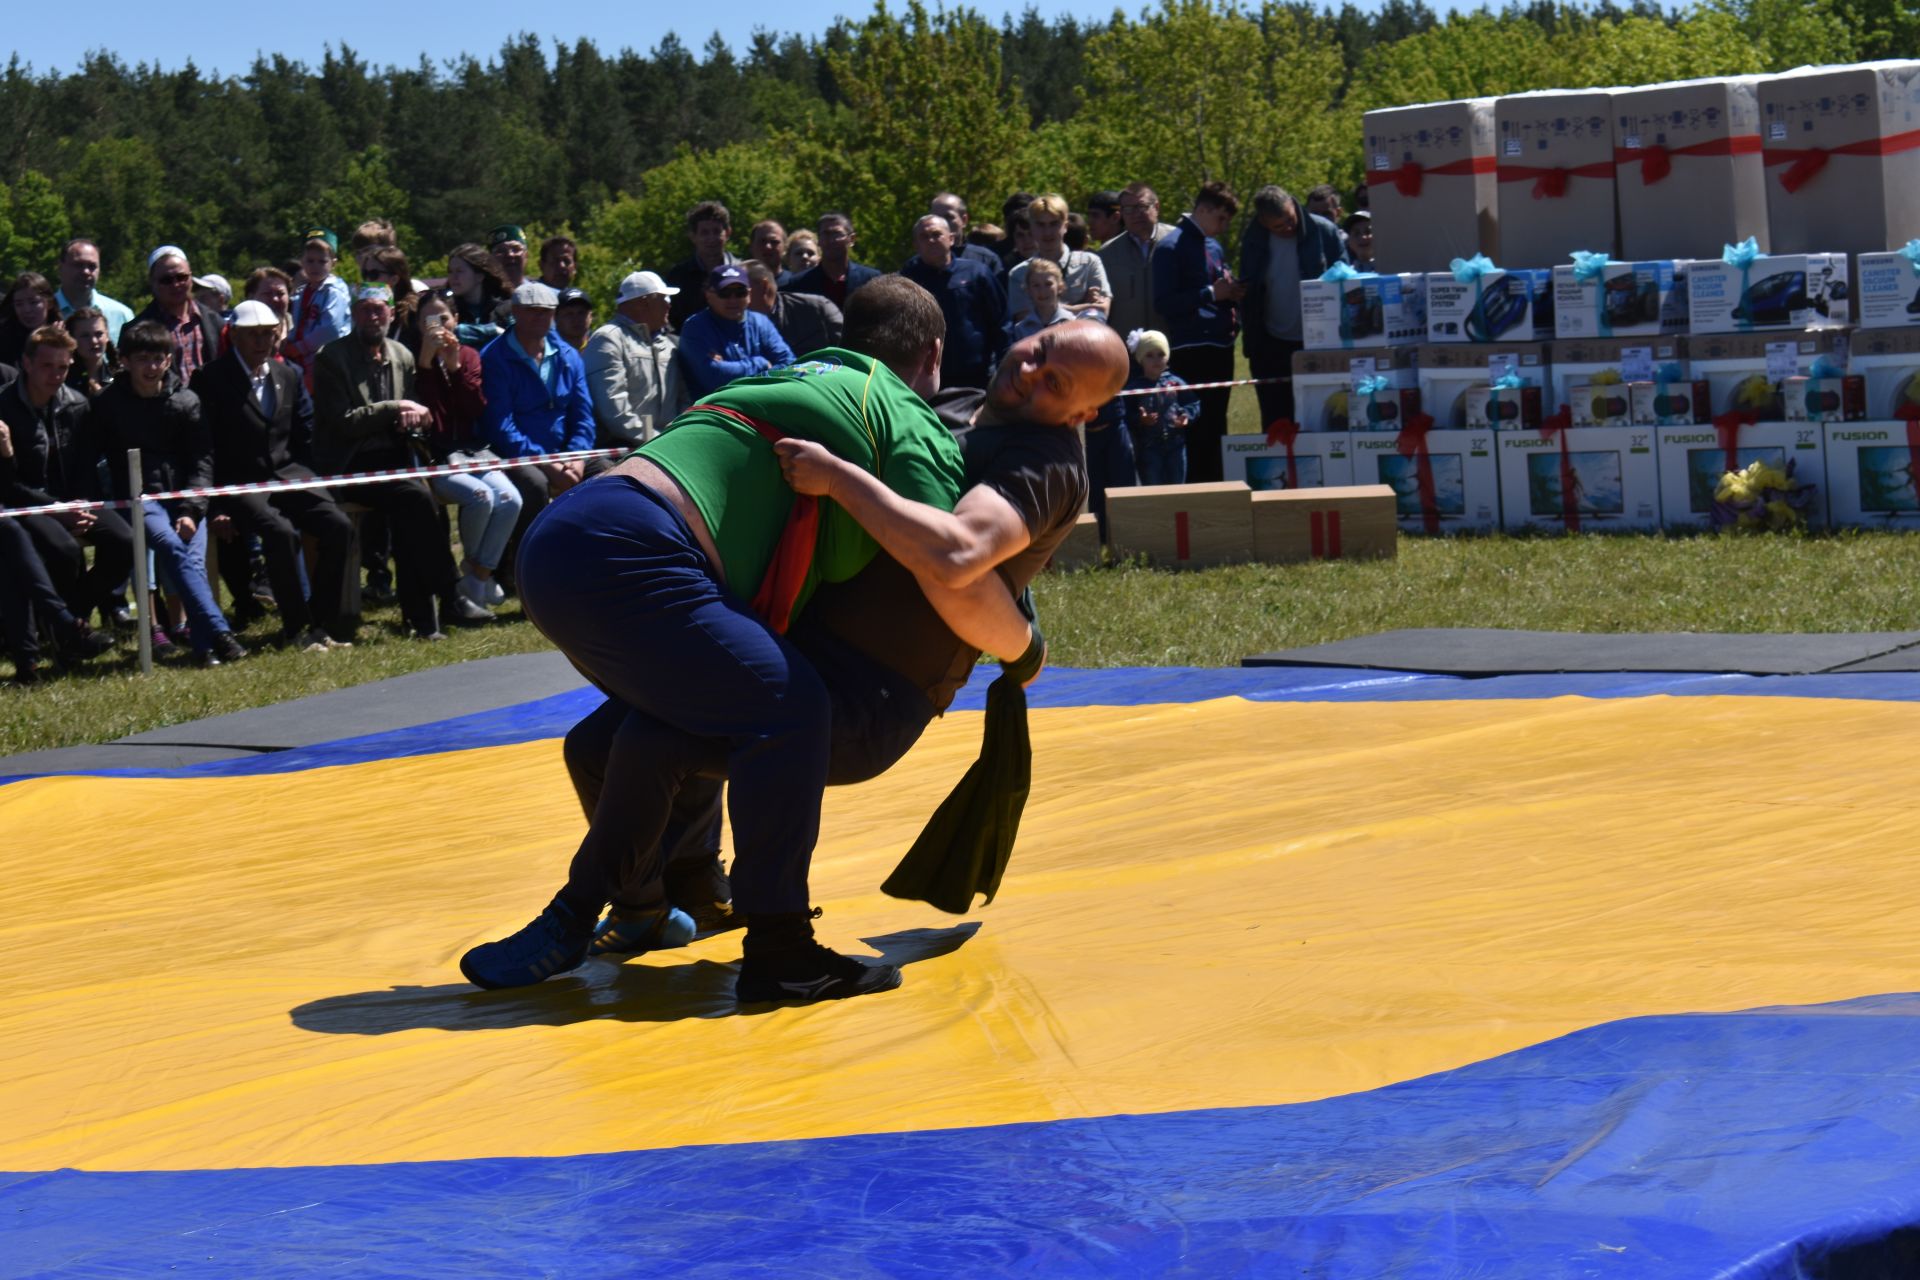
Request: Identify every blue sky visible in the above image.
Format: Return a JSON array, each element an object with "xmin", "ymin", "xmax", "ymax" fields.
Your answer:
[{"xmin": 15, "ymin": 0, "xmax": 1475, "ymax": 77}]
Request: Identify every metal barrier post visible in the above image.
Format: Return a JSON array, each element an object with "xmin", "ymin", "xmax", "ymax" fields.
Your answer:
[{"xmin": 128, "ymin": 448, "xmax": 152, "ymax": 676}]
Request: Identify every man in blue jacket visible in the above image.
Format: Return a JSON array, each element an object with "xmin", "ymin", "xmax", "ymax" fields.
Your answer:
[
  {"xmin": 1238, "ymin": 184, "xmax": 1347, "ymax": 437},
  {"xmin": 899, "ymin": 214, "xmax": 1005, "ymax": 389},
  {"xmin": 679, "ymin": 264, "xmax": 797, "ymax": 398},
  {"xmin": 1151, "ymin": 181, "xmax": 1244, "ymax": 483}
]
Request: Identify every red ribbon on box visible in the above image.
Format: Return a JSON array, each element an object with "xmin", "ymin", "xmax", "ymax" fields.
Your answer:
[
  {"xmin": 1537, "ymin": 407, "xmax": 1581, "ymax": 532},
  {"xmin": 1365, "ymin": 155, "xmax": 1497, "ymax": 197},
  {"xmin": 1264, "ymin": 418, "xmax": 1302, "ymax": 490},
  {"xmin": 1395, "ymin": 412, "xmax": 1442, "ymax": 534},
  {"xmin": 1763, "ymin": 126, "xmax": 1920, "ymax": 193},
  {"xmin": 1713, "ymin": 407, "xmax": 1761, "ymax": 477},
  {"xmin": 1496, "ymin": 159, "xmax": 1617, "ymax": 199},
  {"xmin": 1614, "ymin": 135, "xmax": 1762, "ymax": 185}
]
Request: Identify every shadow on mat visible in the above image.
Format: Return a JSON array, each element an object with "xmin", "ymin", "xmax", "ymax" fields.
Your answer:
[{"xmin": 289, "ymin": 923, "xmax": 979, "ymax": 1035}]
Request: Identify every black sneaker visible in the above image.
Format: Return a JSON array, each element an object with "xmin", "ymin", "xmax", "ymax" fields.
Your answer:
[
  {"xmin": 57, "ymin": 619, "xmax": 116, "ymax": 664},
  {"xmin": 736, "ymin": 932, "xmax": 903, "ymax": 1005},
  {"xmin": 213, "ymin": 632, "xmax": 249, "ymax": 663},
  {"xmin": 665, "ymin": 856, "xmax": 742, "ymax": 937}
]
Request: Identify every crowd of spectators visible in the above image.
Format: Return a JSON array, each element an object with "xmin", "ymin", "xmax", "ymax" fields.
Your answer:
[{"xmin": 0, "ymin": 178, "xmax": 1370, "ymax": 686}]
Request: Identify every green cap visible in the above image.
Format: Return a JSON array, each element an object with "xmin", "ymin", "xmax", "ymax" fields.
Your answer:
[
  {"xmin": 489, "ymin": 224, "xmax": 527, "ymax": 249},
  {"xmin": 301, "ymin": 227, "xmax": 338, "ymax": 253}
]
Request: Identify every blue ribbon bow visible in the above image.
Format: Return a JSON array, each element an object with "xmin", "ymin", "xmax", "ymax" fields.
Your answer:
[
  {"xmin": 1809, "ymin": 355, "xmax": 1846, "ymax": 381},
  {"xmin": 1354, "ymin": 373, "xmax": 1391, "ymax": 395},
  {"xmin": 1321, "ymin": 261, "xmax": 1368, "ymax": 282},
  {"xmin": 1451, "ymin": 255, "xmax": 1497, "ymax": 344},
  {"xmin": 1572, "ymin": 250, "xmax": 1613, "ymax": 337},
  {"xmin": 1901, "ymin": 240, "xmax": 1920, "ymax": 274},
  {"xmin": 1490, "ymin": 373, "xmax": 1525, "ymax": 390}
]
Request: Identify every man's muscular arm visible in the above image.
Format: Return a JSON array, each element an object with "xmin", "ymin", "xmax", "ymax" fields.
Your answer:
[{"xmin": 920, "ymin": 571, "xmax": 1036, "ymax": 666}]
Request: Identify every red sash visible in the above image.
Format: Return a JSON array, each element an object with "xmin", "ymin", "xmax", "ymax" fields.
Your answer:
[{"xmin": 699, "ymin": 405, "xmax": 819, "ymax": 635}]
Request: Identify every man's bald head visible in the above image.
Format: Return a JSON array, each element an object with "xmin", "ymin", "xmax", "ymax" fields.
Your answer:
[{"xmin": 986, "ymin": 322, "xmax": 1129, "ymax": 427}]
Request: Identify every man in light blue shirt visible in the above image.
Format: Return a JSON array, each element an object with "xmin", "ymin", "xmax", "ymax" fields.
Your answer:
[
  {"xmin": 53, "ymin": 238, "xmax": 134, "ymax": 343},
  {"xmin": 678, "ymin": 263, "xmax": 795, "ymax": 398}
]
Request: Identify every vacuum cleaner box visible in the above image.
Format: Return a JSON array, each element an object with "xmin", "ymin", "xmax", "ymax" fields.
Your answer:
[
  {"xmin": 1300, "ymin": 273, "xmax": 1428, "ymax": 351},
  {"xmin": 1690, "ymin": 330, "xmax": 1852, "ymax": 421},
  {"xmin": 1548, "ymin": 336, "xmax": 1687, "ymax": 417},
  {"xmin": 1853, "ymin": 250, "xmax": 1920, "ymax": 328},
  {"xmin": 1416, "ymin": 342, "xmax": 1551, "ymax": 428},
  {"xmin": 1759, "ymin": 61, "xmax": 1920, "ymax": 257},
  {"xmin": 1497, "ymin": 426, "xmax": 1661, "ymax": 532},
  {"xmin": 1290, "ymin": 347, "xmax": 1419, "ymax": 433},
  {"xmin": 1349, "ymin": 427, "xmax": 1501, "ymax": 534},
  {"xmin": 1363, "ymin": 98, "xmax": 1499, "ymax": 273},
  {"xmin": 1684, "ymin": 252, "xmax": 1850, "ymax": 334},
  {"xmin": 1494, "ymin": 89, "xmax": 1619, "ymax": 268},
  {"xmin": 1657, "ymin": 421, "xmax": 1828, "ymax": 530},
  {"xmin": 1424, "ymin": 268, "xmax": 1553, "ymax": 343},
  {"xmin": 1825, "ymin": 421, "xmax": 1920, "ymax": 527},
  {"xmin": 1612, "ymin": 76, "xmax": 1769, "ymax": 260},
  {"xmin": 1845, "ymin": 326, "xmax": 1920, "ymax": 419},
  {"xmin": 1550, "ymin": 260, "xmax": 1688, "ymax": 339},
  {"xmin": 1221, "ymin": 432, "xmax": 1355, "ymax": 491}
]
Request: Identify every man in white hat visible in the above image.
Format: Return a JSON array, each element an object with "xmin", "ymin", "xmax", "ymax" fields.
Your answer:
[{"xmin": 582, "ymin": 270, "xmax": 691, "ymax": 475}]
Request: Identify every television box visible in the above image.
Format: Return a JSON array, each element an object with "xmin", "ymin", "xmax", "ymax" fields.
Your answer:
[
  {"xmin": 1853, "ymin": 250, "xmax": 1920, "ymax": 329},
  {"xmin": 1424, "ymin": 267, "xmax": 1552, "ymax": 343},
  {"xmin": 1612, "ymin": 76, "xmax": 1769, "ymax": 260},
  {"xmin": 1631, "ymin": 379, "xmax": 1711, "ymax": 425},
  {"xmin": 1550, "ymin": 260, "xmax": 1687, "ymax": 339},
  {"xmin": 1415, "ymin": 342, "xmax": 1551, "ymax": 428},
  {"xmin": 1569, "ymin": 382, "xmax": 1633, "ymax": 428},
  {"xmin": 1290, "ymin": 347, "xmax": 1418, "ymax": 433},
  {"xmin": 1846, "ymin": 326, "xmax": 1920, "ymax": 419},
  {"xmin": 1301, "ymin": 273, "xmax": 1428, "ymax": 350},
  {"xmin": 1363, "ymin": 98, "xmax": 1499, "ymax": 273},
  {"xmin": 1783, "ymin": 374, "xmax": 1866, "ymax": 423},
  {"xmin": 1547, "ymin": 336, "xmax": 1687, "ymax": 416},
  {"xmin": 1496, "ymin": 426, "xmax": 1661, "ymax": 531},
  {"xmin": 1656, "ymin": 421, "xmax": 1828, "ymax": 531},
  {"xmin": 1825, "ymin": 422, "xmax": 1920, "ymax": 527},
  {"xmin": 1689, "ymin": 330, "xmax": 1852, "ymax": 421},
  {"xmin": 1494, "ymin": 88, "xmax": 1619, "ymax": 268},
  {"xmin": 1106, "ymin": 481, "xmax": 1253, "ymax": 568},
  {"xmin": 1046, "ymin": 512, "xmax": 1103, "ymax": 570},
  {"xmin": 1349, "ymin": 427, "xmax": 1501, "ymax": 533},
  {"xmin": 1683, "ymin": 252, "xmax": 1849, "ymax": 334},
  {"xmin": 1759, "ymin": 61, "xmax": 1920, "ymax": 257},
  {"xmin": 1250, "ymin": 485, "xmax": 1398, "ymax": 563},
  {"xmin": 1221, "ymin": 432, "xmax": 1354, "ymax": 491},
  {"xmin": 1463, "ymin": 383, "xmax": 1544, "ymax": 430}
]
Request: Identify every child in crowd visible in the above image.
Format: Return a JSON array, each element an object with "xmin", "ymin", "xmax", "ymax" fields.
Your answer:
[
  {"xmin": 1006, "ymin": 259, "xmax": 1077, "ymax": 342},
  {"xmin": 1120, "ymin": 329, "xmax": 1200, "ymax": 486}
]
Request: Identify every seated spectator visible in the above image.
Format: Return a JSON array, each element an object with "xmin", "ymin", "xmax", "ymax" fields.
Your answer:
[
  {"xmin": 678, "ymin": 264, "xmax": 795, "ymax": 398},
  {"xmin": 489, "ymin": 225, "xmax": 530, "ymax": 291},
  {"xmin": 783, "ymin": 229, "xmax": 820, "ymax": 276},
  {"xmin": 191, "ymin": 300, "xmax": 354, "ymax": 652},
  {"xmin": 0, "ymin": 273, "xmax": 58, "ymax": 367},
  {"xmin": 406, "ymin": 290, "xmax": 520, "ymax": 614},
  {"xmin": 899, "ymin": 213, "xmax": 1003, "ymax": 388},
  {"xmin": 537, "ymin": 235, "xmax": 578, "ymax": 290},
  {"xmin": 244, "ymin": 266, "xmax": 294, "ymax": 329},
  {"xmin": 554, "ymin": 287, "xmax": 594, "ymax": 351},
  {"xmin": 784, "ymin": 213, "xmax": 880, "ymax": 310},
  {"xmin": 192, "ymin": 273, "xmax": 233, "ymax": 318},
  {"xmin": 746, "ymin": 262, "xmax": 841, "ymax": 360},
  {"xmin": 665, "ymin": 201, "xmax": 737, "ymax": 331},
  {"xmin": 136, "ymin": 247, "xmax": 224, "ymax": 388},
  {"xmin": 583, "ymin": 270, "xmax": 689, "ymax": 463},
  {"xmin": 446, "ymin": 243, "xmax": 511, "ymax": 347},
  {"xmin": 1120, "ymin": 329, "xmax": 1199, "ymax": 486},
  {"xmin": 1007, "ymin": 193, "xmax": 1111, "ymax": 323},
  {"xmin": 312, "ymin": 283, "xmax": 487, "ymax": 639},
  {"xmin": 927, "ymin": 192, "xmax": 1006, "ymax": 279},
  {"xmin": 92, "ymin": 321, "xmax": 248, "ymax": 667},
  {"xmin": 53, "ymin": 239, "xmax": 135, "ymax": 344},
  {"xmin": 1006, "ymin": 259, "xmax": 1088, "ymax": 342},
  {"xmin": 62, "ymin": 306, "xmax": 118, "ymax": 398},
  {"xmin": 1345, "ymin": 211, "xmax": 1375, "ymax": 272},
  {"xmin": 284, "ymin": 228, "xmax": 352, "ymax": 389},
  {"xmin": 360, "ymin": 247, "xmax": 417, "ymax": 311}
]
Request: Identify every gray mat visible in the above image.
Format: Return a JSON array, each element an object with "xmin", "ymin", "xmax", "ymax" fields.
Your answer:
[
  {"xmin": 1243, "ymin": 629, "xmax": 1920, "ymax": 676},
  {"xmin": 0, "ymin": 650, "xmax": 587, "ymax": 777}
]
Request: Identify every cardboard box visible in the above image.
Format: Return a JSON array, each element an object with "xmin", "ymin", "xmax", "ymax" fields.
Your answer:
[
  {"xmin": 1301, "ymin": 273, "xmax": 1428, "ymax": 350},
  {"xmin": 1546, "ymin": 336, "xmax": 1687, "ymax": 418},
  {"xmin": 1612, "ymin": 76, "xmax": 1769, "ymax": 260},
  {"xmin": 1494, "ymin": 89, "xmax": 1619, "ymax": 268},
  {"xmin": 1656, "ymin": 421, "xmax": 1828, "ymax": 530},
  {"xmin": 1759, "ymin": 61, "xmax": 1920, "ymax": 257},
  {"xmin": 1464, "ymin": 383, "xmax": 1544, "ymax": 430},
  {"xmin": 1845, "ymin": 326, "xmax": 1920, "ymax": 418},
  {"xmin": 1570, "ymin": 382, "xmax": 1633, "ymax": 427},
  {"xmin": 1349, "ymin": 427, "xmax": 1501, "ymax": 533},
  {"xmin": 1689, "ymin": 330, "xmax": 1852, "ymax": 421},
  {"xmin": 1824, "ymin": 421, "xmax": 1920, "ymax": 527},
  {"xmin": 1497, "ymin": 426, "xmax": 1661, "ymax": 531},
  {"xmin": 1683, "ymin": 252, "xmax": 1849, "ymax": 333},
  {"xmin": 1630, "ymin": 379, "xmax": 1710, "ymax": 425},
  {"xmin": 1415, "ymin": 342, "xmax": 1551, "ymax": 428},
  {"xmin": 1221, "ymin": 431, "xmax": 1354, "ymax": 491},
  {"xmin": 1853, "ymin": 250, "xmax": 1920, "ymax": 328},
  {"xmin": 1046, "ymin": 512, "xmax": 1103, "ymax": 570},
  {"xmin": 1783, "ymin": 374, "xmax": 1866, "ymax": 423},
  {"xmin": 1289, "ymin": 347, "xmax": 1417, "ymax": 433},
  {"xmin": 1550, "ymin": 260, "xmax": 1687, "ymax": 339},
  {"xmin": 1250, "ymin": 485, "xmax": 1398, "ymax": 563},
  {"xmin": 1424, "ymin": 267, "xmax": 1552, "ymax": 343},
  {"xmin": 1363, "ymin": 98, "xmax": 1499, "ymax": 273},
  {"xmin": 1106, "ymin": 481, "xmax": 1253, "ymax": 568}
]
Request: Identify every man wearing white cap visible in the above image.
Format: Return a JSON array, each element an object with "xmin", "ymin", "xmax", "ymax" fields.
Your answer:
[
  {"xmin": 133, "ymin": 245, "xmax": 223, "ymax": 387},
  {"xmin": 582, "ymin": 271, "xmax": 690, "ymax": 474},
  {"xmin": 191, "ymin": 299, "xmax": 355, "ymax": 652}
]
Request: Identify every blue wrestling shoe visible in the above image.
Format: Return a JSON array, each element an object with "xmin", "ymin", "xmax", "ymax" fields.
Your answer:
[
  {"xmin": 588, "ymin": 904, "xmax": 697, "ymax": 957},
  {"xmin": 460, "ymin": 897, "xmax": 594, "ymax": 990}
]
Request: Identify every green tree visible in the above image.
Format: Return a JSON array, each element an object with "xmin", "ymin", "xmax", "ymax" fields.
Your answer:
[
  {"xmin": 287, "ymin": 145, "xmax": 416, "ymax": 260},
  {"xmin": 59, "ymin": 136, "xmax": 168, "ymax": 299},
  {"xmin": 587, "ymin": 138, "xmax": 810, "ymax": 277},
  {"xmin": 0, "ymin": 171, "xmax": 72, "ymax": 276}
]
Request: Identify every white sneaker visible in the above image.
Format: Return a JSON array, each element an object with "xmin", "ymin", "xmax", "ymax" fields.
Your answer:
[
  {"xmin": 457, "ymin": 572, "xmax": 492, "ymax": 609},
  {"xmin": 483, "ymin": 577, "xmax": 506, "ymax": 606}
]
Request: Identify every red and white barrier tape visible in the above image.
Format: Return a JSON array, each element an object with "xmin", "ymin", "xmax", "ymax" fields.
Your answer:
[
  {"xmin": 1113, "ymin": 374, "xmax": 1287, "ymax": 397},
  {"xmin": 0, "ymin": 448, "xmax": 626, "ymax": 521}
]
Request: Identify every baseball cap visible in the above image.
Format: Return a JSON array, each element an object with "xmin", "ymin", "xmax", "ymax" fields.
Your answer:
[
  {"xmin": 616, "ymin": 270, "xmax": 678, "ymax": 303},
  {"xmin": 510, "ymin": 281, "xmax": 559, "ymax": 309},
  {"xmin": 489, "ymin": 224, "xmax": 527, "ymax": 249},
  {"xmin": 147, "ymin": 244, "xmax": 188, "ymax": 271},
  {"xmin": 192, "ymin": 273, "xmax": 232, "ymax": 302},
  {"xmin": 555, "ymin": 286, "xmax": 591, "ymax": 309},
  {"xmin": 707, "ymin": 263, "xmax": 749, "ymax": 291},
  {"xmin": 352, "ymin": 282, "xmax": 394, "ymax": 304},
  {"xmin": 301, "ymin": 227, "xmax": 339, "ymax": 253},
  {"xmin": 230, "ymin": 300, "xmax": 279, "ymax": 328}
]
